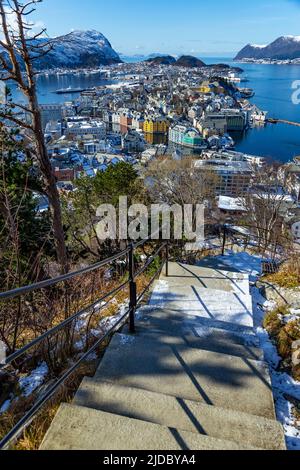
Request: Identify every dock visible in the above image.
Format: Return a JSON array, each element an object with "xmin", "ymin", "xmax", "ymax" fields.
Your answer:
[{"xmin": 268, "ymin": 118, "xmax": 300, "ymax": 127}]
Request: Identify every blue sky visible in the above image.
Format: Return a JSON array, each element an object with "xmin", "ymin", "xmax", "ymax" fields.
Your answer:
[{"xmin": 32, "ymin": 0, "xmax": 300, "ymax": 56}]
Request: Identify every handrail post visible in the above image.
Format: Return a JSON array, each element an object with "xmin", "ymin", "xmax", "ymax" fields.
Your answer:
[
  {"xmin": 166, "ymin": 241, "xmax": 169, "ymax": 277},
  {"xmin": 129, "ymin": 242, "xmax": 136, "ymax": 334},
  {"xmin": 222, "ymin": 225, "xmax": 227, "ymax": 256}
]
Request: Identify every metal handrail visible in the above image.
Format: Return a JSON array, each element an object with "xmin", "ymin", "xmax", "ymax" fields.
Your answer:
[
  {"xmin": 0, "ymin": 308, "xmax": 130, "ymax": 450},
  {"xmin": 0, "ymin": 238, "xmax": 168, "ymax": 450},
  {"xmin": 1, "ymin": 279, "xmax": 130, "ymax": 368},
  {"xmin": 0, "ymin": 247, "xmax": 130, "ymax": 301},
  {"xmin": 134, "ymin": 243, "xmax": 167, "ymax": 278}
]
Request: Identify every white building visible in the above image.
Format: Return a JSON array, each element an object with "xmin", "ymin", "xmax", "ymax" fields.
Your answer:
[
  {"xmin": 66, "ymin": 120, "xmax": 106, "ymax": 140},
  {"xmin": 169, "ymin": 124, "xmax": 188, "ymax": 145},
  {"xmin": 169, "ymin": 124, "xmax": 203, "ymax": 148}
]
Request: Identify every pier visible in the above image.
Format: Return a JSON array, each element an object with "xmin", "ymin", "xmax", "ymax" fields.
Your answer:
[{"xmin": 268, "ymin": 118, "xmax": 300, "ymax": 127}]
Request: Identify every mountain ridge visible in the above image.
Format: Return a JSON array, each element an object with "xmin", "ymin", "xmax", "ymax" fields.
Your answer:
[
  {"xmin": 144, "ymin": 54, "xmax": 206, "ymax": 68},
  {"xmin": 235, "ymin": 36, "xmax": 300, "ymax": 60},
  {"xmin": 0, "ymin": 30, "xmax": 122, "ymax": 70}
]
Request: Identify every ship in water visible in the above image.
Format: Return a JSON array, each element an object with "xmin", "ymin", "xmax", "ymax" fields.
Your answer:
[
  {"xmin": 238, "ymin": 87, "xmax": 255, "ymax": 98},
  {"xmin": 55, "ymin": 86, "xmax": 89, "ymax": 95}
]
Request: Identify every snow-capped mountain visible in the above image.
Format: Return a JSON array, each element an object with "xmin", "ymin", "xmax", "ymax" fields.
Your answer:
[
  {"xmin": 235, "ymin": 36, "xmax": 300, "ymax": 60},
  {"xmin": 0, "ymin": 30, "xmax": 122, "ymax": 70}
]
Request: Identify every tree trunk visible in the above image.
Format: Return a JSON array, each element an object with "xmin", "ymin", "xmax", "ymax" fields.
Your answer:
[
  {"xmin": 24, "ymin": 45, "xmax": 69, "ymax": 274},
  {"xmin": 31, "ymin": 105, "xmax": 69, "ymax": 274}
]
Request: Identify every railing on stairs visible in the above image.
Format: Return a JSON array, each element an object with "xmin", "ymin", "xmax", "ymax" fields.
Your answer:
[{"xmin": 0, "ymin": 238, "xmax": 169, "ymax": 450}]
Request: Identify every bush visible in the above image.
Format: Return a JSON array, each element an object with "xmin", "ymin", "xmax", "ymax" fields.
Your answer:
[
  {"xmin": 264, "ymin": 307, "xmax": 300, "ymax": 381},
  {"xmin": 263, "ymin": 310, "xmax": 283, "ymax": 337},
  {"xmin": 263, "ymin": 260, "xmax": 300, "ymax": 289}
]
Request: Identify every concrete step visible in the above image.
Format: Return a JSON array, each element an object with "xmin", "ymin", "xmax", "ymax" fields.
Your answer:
[
  {"xmin": 136, "ymin": 305, "xmax": 255, "ymax": 335},
  {"xmin": 95, "ymin": 333, "xmax": 276, "ymax": 419},
  {"xmin": 122, "ymin": 323, "xmax": 263, "ymax": 360},
  {"xmin": 136, "ymin": 307, "xmax": 258, "ymax": 344},
  {"xmin": 152, "ymin": 280, "xmax": 253, "ymax": 308},
  {"xmin": 160, "ymin": 262, "xmax": 250, "ymax": 295},
  {"xmin": 196, "ymin": 256, "xmax": 246, "ymax": 272},
  {"xmin": 40, "ymin": 403, "xmax": 260, "ymax": 450},
  {"xmin": 149, "ymin": 282, "xmax": 253, "ymax": 328},
  {"xmin": 73, "ymin": 379, "xmax": 286, "ymax": 450}
]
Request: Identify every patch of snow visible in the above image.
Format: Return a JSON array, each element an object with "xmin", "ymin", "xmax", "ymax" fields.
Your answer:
[
  {"xmin": 291, "ymin": 309, "xmax": 300, "ymax": 316},
  {"xmin": 282, "ymin": 314, "xmax": 300, "ymax": 325},
  {"xmin": 219, "ymin": 196, "xmax": 246, "ymax": 212},
  {"xmin": 215, "ymin": 251, "xmax": 300, "ymax": 448},
  {"xmin": 250, "ymin": 44, "xmax": 267, "ymax": 49},
  {"xmin": 252, "ymin": 279, "xmax": 300, "ymax": 449},
  {"xmin": 104, "ymin": 269, "xmax": 113, "ymax": 280},
  {"xmin": 118, "ymin": 334, "xmax": 136, "ymax": 345},
  {"xmin": 258, "ymin": 328, "xmax": 300, "ymax": 449},
  {"xmin": 91, "ymin": 302, "xmax": 129, "ymax": 338},
  {"xmin": 0, "ymin": 399, "xmax": 11, "ymax": 414},
  {"xmin": 283, "ymin": 35, "xmax": 300, "ymax": 42},
  {"xmin": 217, "ymin": 251, "xmax": 262, "ymax": 282},
  {"xmin": 19, "ymin": 362, "xmax": 49, "ymax": 398},
  {"xmin": 86, "ymin": 352, "xmax": 98, "ymax": 361}
]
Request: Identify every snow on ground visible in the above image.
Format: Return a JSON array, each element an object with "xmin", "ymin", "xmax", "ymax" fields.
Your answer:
[
  {"xmin": 75, "ymin": 301, "xmax": 129, "ymax": 351},
  {"xmin": 217, "ymin": 250, "xmax": 263, "ymax": 282},
  {"xmin": 0, "ymin": 399, "xmax": 12, "ymax": 414},
  {"xmin": 221, "ymin": 251, "xmax": 300, "ymax": 450},
  {"xmin": 151, "ymin": 251, "xmax": 300, "ymax": 449},
  {"xmin": 96, "ymin": 302, "xmax": 129, "ymax": 335},
  {"xmin": 253, "ymin": 291, "xmax": 300, "ymax": 450},
  {"xmin": 19, "ymin": 362, "xmax": 49, "ymax": 398}
]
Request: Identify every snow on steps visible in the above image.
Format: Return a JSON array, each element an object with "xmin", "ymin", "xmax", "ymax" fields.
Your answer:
[
  {"xmin": 40, "ymin": 259, "xmax": 286, "ymax": 450},
  {"xmin": 160, "ymin": 261, "xmax": 250, "ymax": 295},
  {"xmin": 149, "ymin": 282, "xmax": 253, "ymax": 328},
  {"xmin": 122, "ymin": 321, "xmax": 263, "ymax": 360}
]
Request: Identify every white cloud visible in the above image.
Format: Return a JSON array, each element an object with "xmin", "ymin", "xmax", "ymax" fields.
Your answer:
[{"xmin": 0, "ymin": 6, "xmax": 46, "ymax": 41}]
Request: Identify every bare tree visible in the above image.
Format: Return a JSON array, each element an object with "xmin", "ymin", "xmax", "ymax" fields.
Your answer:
[
  {"xmin": 240, "ymin": 164, "xmax": 288, "ymax": 255},
  {"xmin": 0, "ymin": 0, "xmax": 68, "ymax": 273},
  {"xmin": 146, "ymin": 156, "xmax": 219, "ymax": 208}
]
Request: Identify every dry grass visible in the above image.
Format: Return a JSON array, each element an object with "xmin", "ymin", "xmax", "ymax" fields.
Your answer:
[
  {"xmin": 263, "ymin": 259, "xmax": 300, "ymax": 289},
  {"xmin": 0, "ymin": 360, "xmax": 98, "ymax": 450},
  {"xmin": 264, "ymin": 307, "xmax": 300, "ymax": 381},
  {"xmin": 0, "ymin": 261, "xmax": 160, "ymax": 451}
]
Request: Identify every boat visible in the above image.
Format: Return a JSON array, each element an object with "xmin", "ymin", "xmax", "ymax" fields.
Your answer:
[
  {"xmin": 55, "ymin": 86, "xmax": 88, "ymax": 95},
  {"xmin": 238, "ymin": 88, "xmax": 255, "ymax": 98},
  {"xmin": 252, "ymin": 111, "xmax": 268, "ymax": 123}
]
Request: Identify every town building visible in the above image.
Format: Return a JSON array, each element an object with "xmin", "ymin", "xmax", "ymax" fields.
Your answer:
[
  {"xmin": 143, "ymin": 116, "xmax": 169, "ymax": 134},
  {"xmin": 169, "ymin": 124, "xmax": 203, "ymax": 148},
  {"xmin": 40, "ymin": 104, "xmax": 63, "ymax": 131},
  {"xmin": 66, "ymin": 120, "xmax": 106, "ymax": 140},
  {"xmin": 283, "ymin": 158, "xmax": 300, "ymax": 203},
  {"xmin": 194, "ymin": 159, "xmax": 253, "ymax": 196},
  {"xmin": 122, "ymin": 130, "xmax": 146, "ymax": 153},
  {"xmin": 54, "ymin": 167, "xmax": 76, "ymax": 183}
]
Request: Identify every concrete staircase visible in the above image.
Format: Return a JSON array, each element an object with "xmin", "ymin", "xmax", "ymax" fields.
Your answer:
[{"xmin": 41, "ymin": 261, "xmax": 286, "ymax": 451}]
